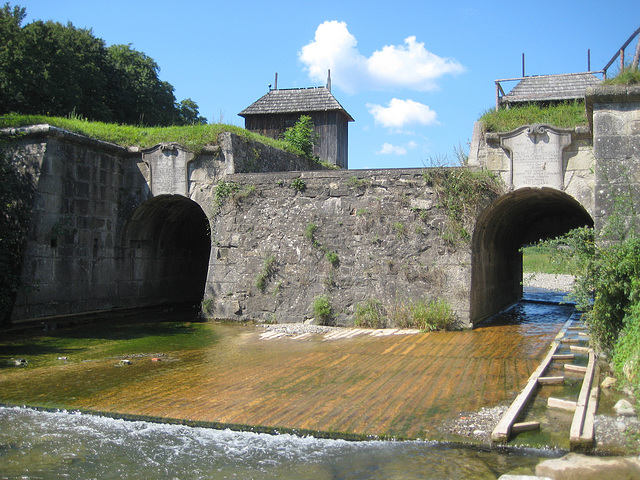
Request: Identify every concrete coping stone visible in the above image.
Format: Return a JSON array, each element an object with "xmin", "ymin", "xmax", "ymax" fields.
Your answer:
[{"xmin": 0, "ymin": 124, "xmax": 129, "ymax": 155}]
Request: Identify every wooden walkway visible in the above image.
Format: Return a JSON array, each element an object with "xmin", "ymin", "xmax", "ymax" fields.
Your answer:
[
  {"xmin": 491, "ymin": 312, "xmax": 599, "ymax": 449},
  {"xmin": 0, "ymin": 318, "xmax": 567, "ymax": 440}
]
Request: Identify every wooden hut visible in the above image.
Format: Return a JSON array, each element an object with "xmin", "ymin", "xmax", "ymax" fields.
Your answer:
[
  {"xmin": 496, "ymin": 72, "xmax": 602, "ymax": 109},
  {"xmin": 239, "ymin": 85, "xmax": 354, "ymax": 168}
]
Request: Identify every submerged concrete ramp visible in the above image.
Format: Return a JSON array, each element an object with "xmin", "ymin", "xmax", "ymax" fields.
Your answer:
[{"xmin": 0, "ymin": 310, "xmax": 570, "ymax": 440}]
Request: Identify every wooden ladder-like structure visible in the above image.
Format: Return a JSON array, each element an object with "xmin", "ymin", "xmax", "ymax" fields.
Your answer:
[{"xmin": 491, "ymin": 312, "xmax": 599, "ymax": 449}]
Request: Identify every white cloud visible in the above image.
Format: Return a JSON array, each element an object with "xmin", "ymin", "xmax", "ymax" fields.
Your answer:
[
  {"xmin": 299, "ymin": 21, "xmax": 465, "ymax": 93},
  {"xmin": 377, "ymin": 143, "xmax": 407, "ymax": 155},
  {"xmin": 367, "ymin": 98, "xmax": 437, "ymax": 129}
]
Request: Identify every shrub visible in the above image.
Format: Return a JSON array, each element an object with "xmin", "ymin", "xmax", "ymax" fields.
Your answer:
[
  {"xmin": 423, "ymin": 168, "xmax": 502, "ymax": 245},
  {"xmin": 354, "ymin": 299, "xmax": 386, "ymax": 328},
  {"xmin": 613, "ymin": 302, "xmax": 640, "ymax": 395},
  {"xmin": 389, "ymin": 298, "xmax": 457, "ymax": 332},
  {"xmin": 282, "ymin": 115, "xmax": 319, "ymax": 160},
  {"xmin": 312, "ymin": 295, "xmax": 333, "ymax": 325},
  {"xmin": 325, "ymin": 250, "xmax": 339, "ymax": 267}
]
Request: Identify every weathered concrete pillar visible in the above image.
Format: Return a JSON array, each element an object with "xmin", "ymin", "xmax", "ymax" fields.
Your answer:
[{"xmin": 587, "ymin": 85, "xmax": 640, "ymax": 238}]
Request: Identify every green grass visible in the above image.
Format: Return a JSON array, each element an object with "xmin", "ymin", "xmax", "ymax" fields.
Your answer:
[
  {"xmin": 0, "ymin": 113, "xmax": 290, "ymax": 154},
  {"xmin": 521, "ymin": 245, "xmax": 572, "ymax": 274},
  {"xmin": 604, "ymin": 67, "xmax": 640, "ymax": 85},
  {"xmin": 479, "ymin": 101, "xmax": 587, "ymax": 133}
]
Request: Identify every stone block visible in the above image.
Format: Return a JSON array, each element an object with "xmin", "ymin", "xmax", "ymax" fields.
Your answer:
[{"xmin": 536, "ymin": 453, "xmax": 640, "ymax": 480}]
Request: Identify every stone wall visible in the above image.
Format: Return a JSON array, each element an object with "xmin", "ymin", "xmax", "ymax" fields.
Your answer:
[
  {"xmin": 5, "ymin": 127, "xmax": 138, "ymax": 319},
  {"xmin": 469, "ymin": 122, "xmax": 595, "ymax": 217},
  {"xmin": 587, "ymin": 85, "xmax": 640, "ymax": 235},
  {"xmin": 205, "ymin": 169, "xmax": 483, "ymax": 327},
  {"xmin": 2, "ymin": 125, "xmax": 326, "ymax": 322}
]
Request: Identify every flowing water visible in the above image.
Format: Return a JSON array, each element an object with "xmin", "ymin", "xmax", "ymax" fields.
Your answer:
[
  {"xmin": 0, "ymin": 407, "xmax": 560, "ymax": 480},
  {"xmin": 0, "ymin": 291, "xmax": 573, "ymax": 479}
]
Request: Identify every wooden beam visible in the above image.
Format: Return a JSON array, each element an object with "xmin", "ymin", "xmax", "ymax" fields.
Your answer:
[
  {"xmin": 565, "ymin": 364, "xmax": 588, "ymax": 374},
  {"xmin": 548, "ymin": 397, "xmax": 577, "ymax": 412},
  {"xmin": 570, "ymin": 351, "xmax": 597, "ymax": 447},
  {"xmin": 580, "ymin": 381, "xmax": 599, "ymax": 443},
  {"xmin": 539, "ymin": 376, "xmax": 564, "ymax": 385},
  {"xmin": 512, "ymin": 421, "xmax": 540, "ymax": 433},
  {"xmin": 491, "ymin": 317, "xmax": 577, "ymax": 444},
  {"xmin": 491, "ymin": 340, "xmax": 561, "ymax": 443},
  {"xmin": 553, "ymin": 354, "xmax": 575, "ymax": 360},
  {"xmin": 570, "ymin": 346, "xmax": 590, "ymax": 353},
  {"xmin": 560, "ymin": 338, "xmax": 581, "ymax": 344}
]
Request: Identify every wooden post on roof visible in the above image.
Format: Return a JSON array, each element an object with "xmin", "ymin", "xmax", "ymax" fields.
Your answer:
[{"xmin": 632, "ymin": 35, "xmax": 640, "ymax": 69}]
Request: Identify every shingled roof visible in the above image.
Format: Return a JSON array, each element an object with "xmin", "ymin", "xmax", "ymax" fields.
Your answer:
[
  {"xmin": 500, "ymin": 72, "xmax": 602, "ymax": 105},
  {"xmin": 239, "ymin": 86, "xmax": 354, "ymax": 121}
]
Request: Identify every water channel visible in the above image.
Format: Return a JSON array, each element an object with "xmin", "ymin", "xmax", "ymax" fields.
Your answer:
[{"xmin": 0, "ymin": 290, "xmax": 574, "ymax": 479}]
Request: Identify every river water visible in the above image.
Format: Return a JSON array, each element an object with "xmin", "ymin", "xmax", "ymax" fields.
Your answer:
[
  {"xmin": 0, "ymin": 406, "xmax": 561, "ymax": 480},
  {"xmin": 0, "ymin": 291, "xmax": 571, "ymax": 480}
]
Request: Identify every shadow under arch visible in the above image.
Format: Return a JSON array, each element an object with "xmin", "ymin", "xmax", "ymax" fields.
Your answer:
[
  {"xmin": 118, "ymin": 195, "xmax": 211, "ymax": 308},
  {"xmin": 470, "ymin": 187, "xmax": 593, "ymax": 325}
]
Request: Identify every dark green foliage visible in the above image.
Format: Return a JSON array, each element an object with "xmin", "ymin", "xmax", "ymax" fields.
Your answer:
[
  {"xmin": 0, "ymin": 140, "xmax": 35, "ymax": 324},
  {"xmin": 282, "ymin": 115, "xmax": 319, "ymax": 160},
  {"xmin": 539, "ymin": 226, "xmax": 640, "ymax": 394},
  {"xmin": 0, "ymin": 3, "xmax": 205, "ymax": 126}
]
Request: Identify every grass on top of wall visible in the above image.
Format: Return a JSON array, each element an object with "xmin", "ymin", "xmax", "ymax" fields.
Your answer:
[
  {"xmin": 0, "ymin": 114, "xmax": 289, "ymax": 154},
  {"xmin": 479, "ymin": 101, "xmax": 587, "ymax": 133}
]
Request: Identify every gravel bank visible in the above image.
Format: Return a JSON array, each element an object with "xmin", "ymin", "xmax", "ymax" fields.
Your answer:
[{"xmin": 523, "ymin": 273, "xmax": 574, "ymax": 292}]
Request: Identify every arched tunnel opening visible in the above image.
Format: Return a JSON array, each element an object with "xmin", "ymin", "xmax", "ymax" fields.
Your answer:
[
  {"xmin": 470, "ymin": 187, "xmax": 593, "ymax": 325},
  {"xmin": 118, "ymin": 195, "xmax": 211, "ymax": 308}
]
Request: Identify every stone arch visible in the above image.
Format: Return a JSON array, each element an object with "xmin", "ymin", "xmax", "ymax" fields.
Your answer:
[
  {"xmin": 470, "ymin": 187, "xmax": 593, "ymax": 324},
  {"xmin": 118, "ymin": 195, "xmax": 211, "ymax": 307}
]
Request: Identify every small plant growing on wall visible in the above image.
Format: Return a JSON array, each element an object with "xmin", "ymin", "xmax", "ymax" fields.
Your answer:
[
  {"xmin": 255, "ymin": 254, "xmax": 277, "ymax": 292},
  {"xmin": 304, "ymin": 222, "xmax": 319, "ymax": 247},
  {"xmin": 214, "ymin": 180, "xmax": 241, "ymax": 213},
  {"xmin": 291, "ymin": 177, "xmax": 306, "ymax": 192},
  {"xmin": 325, "ymin": 250, "xmax": 339, "ymax": 267},
  {"xmin": 312, "ymin": 294, "xmax": 333, "ymax": 325}
]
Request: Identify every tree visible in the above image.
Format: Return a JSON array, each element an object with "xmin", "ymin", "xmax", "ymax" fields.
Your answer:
[
  {"xmin": 0, "ymin": 3, "xmax": 207, "ymax": 126},
  {"xmin": 282, "ymin": 115, "xmax": 319, "ymax": 160},
  {"xmin": 106, "ymin": 44, "xmax": 177, "ymax": 126},
  {"xmin": 0, "ymin": 3, "xmax": 27, "ymax": 113},
  {"xmin": 175, "ymin": 98, "xmax": 207, "ymax": 125},
  {"xmin": 18, "ymin": 20, "xmax": 111, "ymax": 119}
]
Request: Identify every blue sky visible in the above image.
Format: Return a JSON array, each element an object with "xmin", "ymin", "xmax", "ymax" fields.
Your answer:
[{"xmin": 21, "ymin": 0, "xmax": 640, "ymax": 169}]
